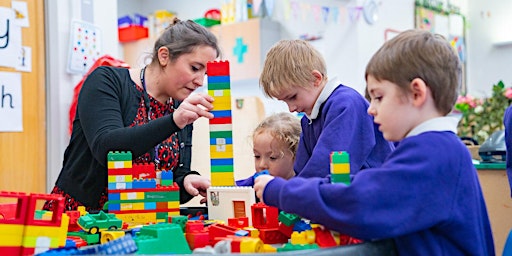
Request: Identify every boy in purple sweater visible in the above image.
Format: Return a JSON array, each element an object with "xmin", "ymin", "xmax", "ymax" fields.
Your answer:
[
  {"xmin": 259, "ymin": 39, "xmax": 394, "ymax": 178},
  {"xmin": 255, "ymin": 29, "xmax": 495, "ymax": 255}
]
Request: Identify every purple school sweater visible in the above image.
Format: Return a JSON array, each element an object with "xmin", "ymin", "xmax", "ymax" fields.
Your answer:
[
  {"xmin": 295, "ymin": 84, "xmax": 393, "ymax": 178},
  {"xmin": 264, "ymin": 131, "xmax": 495, "ymax": 256}
]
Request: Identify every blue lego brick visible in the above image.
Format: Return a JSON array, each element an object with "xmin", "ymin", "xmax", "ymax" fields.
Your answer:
[
  {"xmin": 293, "ymin": 220, "xmax": 312, "ymax": 232},
  {"xmin": 108, "ymin": 203, "xmax": 121, "ymax": 212},
  {"xmin": 211, "ymin": 158, "xmax": 234, "ymax": 166},
  {"xmin": 132, "ymin": 179, "xmax": 157, "ymax": 189},
  {"xmin": 161, "ymin": 170, "xmax": 173, "ymax": 180},
  {"xmin": 108, "ymin": 193, "xmax": 120, "ymax": 201},
  {"xmin": 211, "ymin": 110, "xmax": 232, "ymax": 118},
  {"xmin": 235, "ymin": 230, "xmax": 249, "ymax": 236},
  {"xmin": 207, "ymin": 75, "xmax": 230, "ymax": 83},
  {"xmin": 144, "ymin": 202, "xmax": 157, "ymax": 210},
  {"xmin": 210, "ymin": 137, "xmax": 233, "ymax": 145}
]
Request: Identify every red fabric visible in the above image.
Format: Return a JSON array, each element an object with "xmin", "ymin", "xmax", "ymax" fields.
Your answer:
[{"xmin": 68, "ymin": 55, "xmax": 130, "ymax": 135}]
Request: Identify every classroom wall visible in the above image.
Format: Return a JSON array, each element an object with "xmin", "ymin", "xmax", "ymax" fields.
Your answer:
[
  {"xmin": 465, "ymin": 0, "xmax": 512, "ymax": 97},
  {"xmin": 46, "ymin": 0, "xmax": 119, "ymax": 191},
  {"xmin": 46, "ymin": 0, "xmax": 512, "ymax": 190}
]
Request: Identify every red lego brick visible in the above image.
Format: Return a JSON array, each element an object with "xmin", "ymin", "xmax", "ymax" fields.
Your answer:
[
  {"xmin": 186, "ymin": 221, "xmax": 205, "ymax": 233},
  {"xmin": 258, "ymin": 228, "xmax": 289, "ymax": 244},
  {"xmin": 278, "ymin": 222, "xmax": 294, "ymax": 238},
  {"xmin": 207, "ymin": 61, "xmax": 230, "ymax": 76},
  {"xmin": 313, "ymin": 227, "xmax": 337, "ymax": 248},
  {"xmin": 186, "ymin": 231, "xmax": 210, "ymax": 250},
  {"xmin": 228, "ymin": 217, "xmax": 249, "ymax": 229},
  {"xmin": 208, "ymin": 223, "xmax": 238, "ymax": 245},
  {"xmin": 251, "ymin": 202, "xmax": 279, "ymax": 229},
  {"xmin": 209, "ymin": 117, "xmax": 232, "ymax": 125}
]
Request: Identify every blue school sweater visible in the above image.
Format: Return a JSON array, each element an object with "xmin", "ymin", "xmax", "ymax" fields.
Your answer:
[
  {"xmin": 295, "ymin": 80, "xmax": 393, "ymax": 178},
  {"xmin": 264, "ymin": 125, "xmax": 494, "ymax": 255},
  {"xmin": 504, "ymin": 106, "xmax": 512, "ymax": 197}
]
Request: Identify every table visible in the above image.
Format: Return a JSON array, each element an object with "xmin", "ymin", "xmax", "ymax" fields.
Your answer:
[{"xmin": 475, "ymin": 162, "xmax": 512, "ymax": 255}]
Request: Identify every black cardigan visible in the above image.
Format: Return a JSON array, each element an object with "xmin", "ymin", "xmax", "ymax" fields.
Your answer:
[{"xmin": 55, "ymin": 66, "xmax": 197, "ymax": 208}]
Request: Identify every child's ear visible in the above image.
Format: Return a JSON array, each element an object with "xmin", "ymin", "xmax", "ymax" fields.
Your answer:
[
  {"xmin": 410, "ymin": 78, "xmax": 428, "ymax": 107},
  {"xmin": 157, "ymin": 46, "xmax": 170, "ymax": 67},
  {"xmin": 312, "ymin": 70, "xmax": 324, "ymax": 87}
]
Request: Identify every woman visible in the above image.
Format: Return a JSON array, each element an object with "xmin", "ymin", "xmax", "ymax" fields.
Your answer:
[{"xmin": 44, "ymin": 18, "xmax": 220, "ymax": 211}]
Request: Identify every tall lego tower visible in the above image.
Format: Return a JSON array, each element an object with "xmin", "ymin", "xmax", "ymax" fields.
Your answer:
[{"xmin": 207, "ymin": 61, "xmax": 234, "ymax": 186}]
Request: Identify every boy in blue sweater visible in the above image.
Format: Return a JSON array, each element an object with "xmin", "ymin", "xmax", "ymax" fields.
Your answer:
[
  {"xmin": 259, "ymin": 39, "xmax": 394, "ymax": 178},
  {"xmin": 504, "ymin": 106, "xmax": 512, "ymax": 196},
  {"xmin": 255, "ymin": 29, "xmax": 495, "ymax": 255}
]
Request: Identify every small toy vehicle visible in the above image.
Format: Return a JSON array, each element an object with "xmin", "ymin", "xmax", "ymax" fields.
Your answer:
[{"xmin": 77, "ymin": 211, "xmax": 123, "ymax": 234}]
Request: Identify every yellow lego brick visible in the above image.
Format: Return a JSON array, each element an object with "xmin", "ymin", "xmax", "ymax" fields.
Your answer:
[
  {"xmin": 208, "ymin": 89, "xmax": 231, "ymax": 97},
  {"xmin": 167, "ymin": 209, "xmax": 180, "ymax": 216},
  {"xmin": 121, "ymin": 192, "xmax": 144, "ymax": 200},
  {"xmin": 212, "ymin": 101, "xmax": 231, "ymax": 111},
  {"xmin": 23, "ymin": 215, "xmax": 69, "ymax": 248},
  {"xmin": 167, "ymin": 201, "xmax": 180, "ymax": 209},
  {"xmin": 108, "ymin": 175, "xmax": 133, "ymax": 183},
  {"xmin": 100, "ymin": 231, "xmax": 125, "ymax": 244},
  {"xmin": 120, "ymin": 203, "xmax": 134, "ymax": 211},
  {"xmin": 244, "ymin": 227, "xmax": 260, "ymax": 238},
  {"xmin": 108, "ymin": 160, "xmax": 132, "ymax": 169},
  {"xmin": 0, "ymin": 233, "xmax": 23, "ymax": 246},
  {"xmin": 263, "ymin": 244, "xmax": 277, "ymax": 253},
  {"xmin": 240, "ymin": 237, "xmax": 264, "ymax": 253},
  {"xmin": 22, "ymin": 236, "xmax": 60, "ymax": 248},
  {"xmin": 210, "ymin": 145, "xmax": 234, "ymax": 158},
  {"xmin": 132, "ymin": 202, "xmax": 145, "ymax": 210},
  {"xmin": 211, "ymin": 172, "xmax": 234, "ymax": 186},
  {"xmin": 116, "ymin": 212, "xmax": 156, "ymax": 226},
  {"xmin": 331, "ymin": 163, "xmax": 350, "ymax": 174}
]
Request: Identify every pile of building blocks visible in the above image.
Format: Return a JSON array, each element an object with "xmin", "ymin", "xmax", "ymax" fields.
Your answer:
[
  {"xmin": 106, "ymin": 151, "xmax": 180, "ymax": 226},
  {"xmin": 0, "ymin": 191, "xmax": 69, "ymax": 256}
]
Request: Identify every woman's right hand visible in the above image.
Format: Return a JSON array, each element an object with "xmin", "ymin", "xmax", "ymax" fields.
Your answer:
[{"xmin": 173, "ymin": 93, "xmax": 214, "ymax": 129}]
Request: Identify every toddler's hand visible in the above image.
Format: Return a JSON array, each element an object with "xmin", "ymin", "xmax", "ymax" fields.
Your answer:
[
  {"xmin": 254, "ymin": 175, "xmax": 275, "ymax": 203},
  {"xmin": 173, "ymin": 93, "xmax": 214, "ymax": 129}
]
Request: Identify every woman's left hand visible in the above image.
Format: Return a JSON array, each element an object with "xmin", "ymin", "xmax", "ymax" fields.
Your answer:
[{"xmin": 183, "ymin": 174, "xmax": 211, "ymax": 204}]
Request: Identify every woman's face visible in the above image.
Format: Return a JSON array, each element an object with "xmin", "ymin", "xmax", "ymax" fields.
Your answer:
[{"xmin": 164, "ymin": 45, "xmax": 217, "ymax": 101}]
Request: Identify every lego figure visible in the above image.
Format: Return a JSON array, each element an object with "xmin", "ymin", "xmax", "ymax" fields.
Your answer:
[
  {"xmin": 259, "ymin": 39, "xmax": 394, "ymax": 180},
  {"xmin": 236, "ymin": 112, "xmax": 301, "ymax": 186},
  {"xmin": 44, "ymin": 17, "xmax": 220, "ymax": 211},
  {"xmin": 255, "ymin": 29, "xmax": 494, "ymax": 255}
]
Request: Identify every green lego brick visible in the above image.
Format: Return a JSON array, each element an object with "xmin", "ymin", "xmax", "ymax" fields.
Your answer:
[
  {"xmin": 107, "ymin": 151, "xmax": 133, "ymax": 161},
  {"xmin": 170, "ymin": 216, "xmax": 189, "ymax": 232},
  {"xmin": 210, "ymin": 165, "xmax": 234, "ymax": 173},
  {"xmin": 209, "ymin": 131, "xmax": 233, "ymax": 139},
  {"xmin": 67, "ymin": 231, "xmax": 100, "ymax": 244},
  {"xmin": 330, "ymin": 151, "xmax": 349, "ymax": 163},
  {"xmin": 331, "ymin": 173, "xmax": 351, "ymax": 185},
  {"xmin": 156, "ymin": 212, "xmax": 168, "ymax": 221},
  {"xmin": 161, "ymin": 179, "xmax": 174, "ymax": 186},
  {"xmin": 278, "ymin": 211, "xmax": 300, "ymax": 226},
  {"xmin": 145, "ymin": 191, "xmax": 179, "ymax": 201},
  {"xmin": 134, "ymin": 223, "xmax": 191, "ymax": 254},
  {"xmin": 277, "ymin": 243, "xmax": 319, "ymax": 252},
  {"xmin": 207, "ymin": 82, "xmax": 230, "ymax": 90}
]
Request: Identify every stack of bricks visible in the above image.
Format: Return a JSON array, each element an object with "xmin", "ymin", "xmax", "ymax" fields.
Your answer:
[
  {"xmin": 330, "ymin": 151, "xmax": 350, "ymax": 185},
  {"xmin": 207, "ymin": 60, "xmax": 234, "ymax": 186},
  {"xmin": 106, "ymin": 151, "xmax": 180, "ymax": 225}
]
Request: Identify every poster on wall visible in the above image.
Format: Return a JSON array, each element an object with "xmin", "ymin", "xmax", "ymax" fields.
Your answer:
[
  {"xmin": 67, "ymin": 20, "xmax": 102, "ymax": 75},
  {"xmin": 0, "ymin": 71, "xmax": 22, "ymax": 132},
  {"xmin": 0, "ymin": 7, "xmax": 22, "ymax": 69}
]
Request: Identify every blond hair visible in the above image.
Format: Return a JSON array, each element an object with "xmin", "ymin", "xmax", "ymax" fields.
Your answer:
[
  {"xmin": 260, "ymin": 39, "xmax": 327, "ymax": 98},
  {"xmin": 253, "ymin": 112, "xmax": 301, "ymax": 159},
  {"xmin": 365, "ymin": 29, "xmax": 461, "ymax": 115}
]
